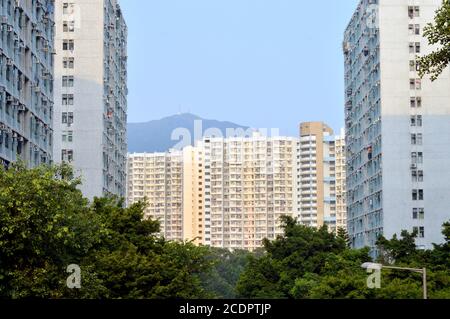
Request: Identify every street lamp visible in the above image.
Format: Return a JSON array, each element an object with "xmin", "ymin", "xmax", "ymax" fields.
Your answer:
[{"xmin": 361, "ymin": 263, "xmax": 428, "ymax": 299}]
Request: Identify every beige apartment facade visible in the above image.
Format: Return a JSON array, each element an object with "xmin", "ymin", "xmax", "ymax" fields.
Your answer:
[
  {"xmin": 298, "ymin": 122, "xmax": 346, "ymax": 233},
  {"xmin": 126, "ymin": 152, "xmax": 183, "ymax": 241},
  {"xmin": 127, "ymin": 134, "xmax": 301, "ymax": 249},
  {"xmin": 127, "ymin": 129, "xmax": 346, "ymax": 248},
  {"xmin": 182, "ymin": 146, "xmax": 205, "ymax": 245},
  {"xmin": 335, "ymin": 129, "xmax": 347, "ymax": 231},
  {"xmin": 201, "ymin": 134, "xmax": 300, "ymax": 250}
]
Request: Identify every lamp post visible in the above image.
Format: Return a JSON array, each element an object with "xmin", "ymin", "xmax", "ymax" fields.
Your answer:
[{"xmin": 361, "ymin": 263, "xmax": 427, "ymax": 299}]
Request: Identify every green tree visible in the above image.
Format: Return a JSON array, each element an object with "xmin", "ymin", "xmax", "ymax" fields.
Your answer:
[
  {"xmin": 0, "ymin": 163, "xmax": 213, "ymax": 299},
  {"xmin": 236, "ymin": 216, "xmax": 450, "ymax": 299},
  {"xmin": 200, "ymin": 248, "xmax": 252, "ymax": 299},
  {"xmin": 0, "ymin": 162, "xmax": 102, "ymax": 298},
  {"xmin": 418, "ymin": 0, "xmax": 450, "ymax": 81},
  {"xmin": 236, "ymin": 216, "xmax": 370, "ymax": 299},
  {"xmin": 337, "ymin": 228, "xmax": 351, "ymax": 248}
]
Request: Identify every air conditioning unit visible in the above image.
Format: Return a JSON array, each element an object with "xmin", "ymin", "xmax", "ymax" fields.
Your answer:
[{"xmin": 411, "ymin": 164, "xmax": 418, "ymax": 170}]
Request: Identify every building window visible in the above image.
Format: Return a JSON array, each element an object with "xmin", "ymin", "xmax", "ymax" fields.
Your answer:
[
  {"xmin": 411, "ymin": 134, "xmax": 423, "ymax": 145},
  {"xmin": 63, "ymin": 3, "xmax": 75, "ymax": 15},
  {"xmin": 62, "ymin": 131, "xmax": 73, "ymax": 142},
  {"xmin": 413, "ymin": 208, "xmax": 425, "ymax": 220},
  {"xmin": 409, "ymin": 42, "xmax": 421, "ymax": 54},
  {"xmin": 410, "ymin": 97, "xmax": 422, "ymax": 108},
  {"xmin": 409, "ymin": 60, "xmax": 420, "ymax": 72},
  {"xmin": 413, "ymin": 226, "xmax": 425, "ymax": 238},
  {"xmin": 409, "ymin": 24, "xmax": 420, "ymax": 35},
  {"xmin": 63, "ymin": 57, "xmax": 74, "ymax": 69},
  {"xmin": 62, "ymin": 149, "xmax": 74, "ymax": 162},
  {"xmin": 412, "ymin": 170, "xmax": 424, "ymax": 182},
  {"xmin": 412, "ymin": 152, "xmax": 424, "ymax": 164},
  {"xmin": 63, "ymin": 20, "xmax": 75, "ymax": 32},
  {"xmin": 63, "ymin": 39, "xmax": 74, "ymax": 51},
  {"xmin": 62, "ymin": 112, "xmax": 74, "ymax": 124},
  {"xmin": 412, "ymin": 189, "xmax": 424, "ymax": 201},
  {"xmin": 410, "ymin": 78, "xmax": 422, "ymax": 90},
  {"xmin": 410, "ymin": 115, "xmax": 423, "ymax": 127},
  {"xmin": 62, "ymin": 76, "xmax": 74, "ymax": 87},
  {"xmin": 408, "ymin": 6, "xmax": 420, "ymax": 18},
  {"xmin": 62, "ymin": 94, "xmax": 74, "ymax": 105}
]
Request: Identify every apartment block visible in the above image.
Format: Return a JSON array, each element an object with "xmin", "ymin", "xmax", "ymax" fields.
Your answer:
[
  {"xmin": 202, "ymin": 134, "xmax": 300, "ymax": 250},
  {"xmin": 0, "ymin": 0, "xmax": 55, "ymax": 168},
  {"xmin": 298, "ymin": 122, "xmax": 339, "ymax": 232},
  {"xmin": 335, "ymin": 129, "xmax": 347, "ymax": 231},
  {"xmin": 126, "ymin": 134, "xmax": 300, "ymax": 250},
  {"xmin": 182, "ymin": 146, "xmax": 205, "ymax": 245},
  {"xmin": 344, "ymin": 0, "xmax": 450, "ymax": 253},
  {"xmin": 53, "ymin": 0, "xmax": 128, "ymax": 199},
  {"xmin": 127, "ymin": 152, "xmax": 183, "ymax": 241}
]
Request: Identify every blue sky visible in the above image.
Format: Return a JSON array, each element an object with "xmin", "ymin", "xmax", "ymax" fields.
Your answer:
[{"xmin": 121, "ymin": 0, "xmax": 359, "ymax": 136}]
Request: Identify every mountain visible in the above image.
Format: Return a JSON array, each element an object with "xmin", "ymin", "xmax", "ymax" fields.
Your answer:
[{"xmin": 127, "ymin": 113, "xmax": 250, "ymax": 153}]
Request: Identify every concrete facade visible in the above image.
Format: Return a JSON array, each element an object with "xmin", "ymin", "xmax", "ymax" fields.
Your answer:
[
  {"xmin": 0, "ymin": 0, "xmax": 55, "ymax": 168},
  {"xmin": 299, "ymin": 122, "xmax": 340, "ymax": 232},
  {"xmin": 344, "ymin": 0, "xmax": 450, "ymax": 253},
  {"xmin": 127, "ymin": 152, "xmax": 183, "ymax": 241},
  {"xmin": 53, "ymin": 0, "xmax": 127, "ymax": 199}
]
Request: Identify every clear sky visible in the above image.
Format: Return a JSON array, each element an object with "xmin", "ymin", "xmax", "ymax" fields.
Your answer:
[{"xmin": 120, "ymin": 0, "xmax": 360, "ymax": 136}]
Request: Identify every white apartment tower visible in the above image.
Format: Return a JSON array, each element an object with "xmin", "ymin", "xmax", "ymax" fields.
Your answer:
[
  {"xmin": 344, "ymin": 0, "xmax": 450, "ymax": 253},
  {"xmin": 0, "ymin": 0, "xmax": 55, "ymax": 168},
  {"xmin": 54, "ymin": 0, "xmax": 128, "ymax": 199}
]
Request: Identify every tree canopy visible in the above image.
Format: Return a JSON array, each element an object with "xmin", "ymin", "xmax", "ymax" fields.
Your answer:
[
  {"xmin": 0, "ymin": 162, "xmax": 212, "ymax": 299},
  {"xmin": 236, "ymin": 216, "xmax": 450, "ymax": 299},
  {"xmin": 0, "ymin": 163, "xmax": 449, "ymax": 299}
]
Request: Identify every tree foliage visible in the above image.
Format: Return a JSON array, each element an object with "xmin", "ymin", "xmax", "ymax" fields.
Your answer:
[
  {"xmin": 1, "ymin": 163, "xmax": 449, "ymax": 299},
  {"xmin": 199, "ymin": 248, "xmax": 253, "ymax": 299},
  {"xmin": 236, "ymin": 216, "xmax": 450, "ymax": 299},
  {"xmin": 0, "ymin": 163, "xmax": 212, "ymax": 299},
  {"xmin": 418, "ymin": 0, "xmax": 450, "ymax": 81}
]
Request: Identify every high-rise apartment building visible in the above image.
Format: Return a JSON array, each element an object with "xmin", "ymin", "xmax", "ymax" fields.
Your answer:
[
  {"xmin": 344, "ymin": 0, "xmax": 450, "ymax": 253},
  {"xmin": 53, "ymin": 0, "xmax": 128, "ymax": 199},
  {"xmin": 202, "ymin": 134, "xmax": 300, "ymax": 250},
  {"xmin": 335, "ymin": 129, "xmax": 347, "ymax": 231},
  {"xmin": 127, "ymin": 152, "xmax": 184, "ymax": 241},
  {"xmin": 126, "ymin": 134, "xmax": 300, "ymax": 250},
  {"xmin": 0, "ymin": 0, "xmax": 55, "ymax": 168},
  {"xmin": 182, "ymin": 145, "xmax": 205, "ymax": 245},
  {"xmin": 298, "ymin": 122, "xmax": 339, "ymax": 232}
]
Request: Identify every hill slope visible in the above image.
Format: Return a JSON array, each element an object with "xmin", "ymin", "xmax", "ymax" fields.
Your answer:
[{"xmin": 127, "ymin": 113, "xmax": 249, "ymax": 153}]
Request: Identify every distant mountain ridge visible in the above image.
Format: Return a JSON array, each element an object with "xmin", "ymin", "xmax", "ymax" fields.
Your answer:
[{"xmin": 127, "ymin": 113, "xmax": 249, "ymax": 153}]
